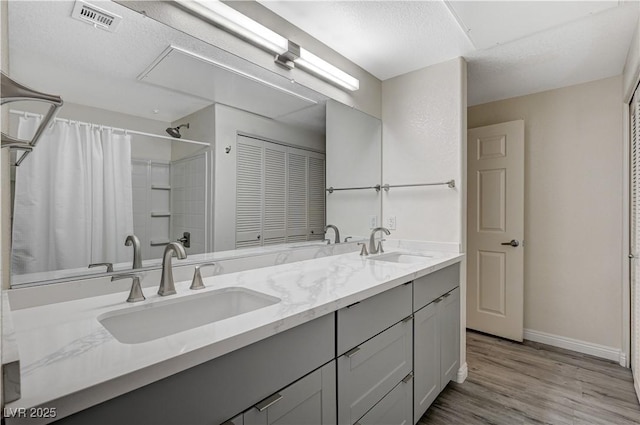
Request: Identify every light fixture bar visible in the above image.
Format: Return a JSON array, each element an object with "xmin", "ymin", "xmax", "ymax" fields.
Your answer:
[
  {"xmin": 175, "ymin": 0, "xmax": 360, "ymax": 92},
  {"xmin": 295, "ymin": 47, "xmax": 360, "ymax": 92},
  {"xmin": 176, "ymin": 0, "xmax": 288, "ymax": 54}
]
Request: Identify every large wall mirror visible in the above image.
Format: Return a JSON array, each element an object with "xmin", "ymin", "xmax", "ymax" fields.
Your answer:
[{"xmin": 3, "ymin": 0, "xmax": 381, "ymax": 287}]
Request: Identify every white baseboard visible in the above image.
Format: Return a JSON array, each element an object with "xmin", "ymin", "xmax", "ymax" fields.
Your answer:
[
  {"xmin": 619, "ymin": 351, "xmax": 628, "ymax": 368},
  {"xmin": 523, "ymin": 329, "xmax": 623, "ymax": 363},
  {"xmin": 456, "ymin": 362, "xmax": 468, "ymax": 383}
]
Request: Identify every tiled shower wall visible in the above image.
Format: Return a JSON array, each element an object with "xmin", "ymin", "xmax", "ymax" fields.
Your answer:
[{"xmin": 171, "ymin": 153, "xmax": 207, "ymax": 255}]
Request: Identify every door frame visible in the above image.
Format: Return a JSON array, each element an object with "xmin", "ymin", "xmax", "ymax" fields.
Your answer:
[{"xmin": 623, "ymin": 72, "xmax": 640, "ymax": 369}]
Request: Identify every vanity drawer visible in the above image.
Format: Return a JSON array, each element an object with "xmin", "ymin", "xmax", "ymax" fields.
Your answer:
[
  {"xmin": 337, "ymin": 318, "xmax": 413, "ymax": 425},
  {"xmin": 354, "ymin": 376, "xmax": 413, "ymax": 425},
  {"xmin": 413, "ymin": 264, "xmax": 460, "ymax": 311},
  {"xmin": 337, "ymin": 283, "xmax": 412, "ymax": 355}
]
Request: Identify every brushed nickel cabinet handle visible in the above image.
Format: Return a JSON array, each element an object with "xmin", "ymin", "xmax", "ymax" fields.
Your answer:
[
  {"xmin": 255, "ymin": 393, "xmax": 283, "ymax": 412},
  {"xmin": 402, "ymin": 372, "xmax": 414, "ymax": 383},
  {"xmin": 345, "ymin": 346, "xmax": 361, "ymax": 358}
]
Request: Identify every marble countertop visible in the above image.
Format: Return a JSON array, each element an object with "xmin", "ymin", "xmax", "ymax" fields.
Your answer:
[{"xmin": 4, "ymin": 246, "xmax": 463, "ymax": 424}]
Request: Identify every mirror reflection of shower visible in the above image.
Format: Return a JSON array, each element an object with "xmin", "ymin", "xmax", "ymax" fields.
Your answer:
[{"xmin": 166, "ymin": 123, "xmax": 190, "ymax": 138}]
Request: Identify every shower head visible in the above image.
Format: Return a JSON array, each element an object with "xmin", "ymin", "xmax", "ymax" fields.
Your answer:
[{"xmin": 166, "ymin": 123, "xmax": 189, "ymax": 139}]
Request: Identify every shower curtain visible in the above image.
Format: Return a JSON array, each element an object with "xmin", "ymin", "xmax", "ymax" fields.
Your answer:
[{"xmin": 11, "ymin": 116, "xmax": 134, "ymax": 275}]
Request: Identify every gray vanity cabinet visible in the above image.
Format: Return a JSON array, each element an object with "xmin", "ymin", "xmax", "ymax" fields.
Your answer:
[
  {"xmin": 244, "ymin": 361, "xmax": 336, "ymax": 425},
  {"xmin": 413, "ymin": 287, "xmax": 460, "ymax": 422},
  {"xmin": 336, "ymin": 284, "xmax": 413, "ymax": 425},
  {"xmin": 439, "ymin": 287, "xmax": 460, "ymax": 388}
]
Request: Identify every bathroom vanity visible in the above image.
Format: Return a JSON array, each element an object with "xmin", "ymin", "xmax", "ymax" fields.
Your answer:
[{"xmin": 2, "ymin": 243, "xmax": 463, "ymax": 425}]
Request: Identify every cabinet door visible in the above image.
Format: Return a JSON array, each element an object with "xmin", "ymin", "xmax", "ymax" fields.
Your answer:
[
  {"xmin": 338, "ymin": 318, "xmax": 413, "ymax": 425},
  {"xmin": 286, "ymin": 150, "xmax": 308, "ymax": 242},
  {"xmin": 236, "ymin": 136, "xmax": 264, "ymax": 248},
  {"xmin": 307, "ymin": 153, "xmax": 326, "ymax": 241},
  {"xmin": 355, "ymin": 376, "xmax": 413, "ymax": 425},
  {"xmin": 439, "ymin": 288, "xmax": 460, "ymax": 390},
  {"xmin": 244, "ymin": 362, "xmax": 336, "ymax": 425},
  {"xmin": 413, "ymin": 302, "xmax": 439, "ymax": 421},
  {"xmin": 263, "ymin": 143, "xmax": 287, "ymax": 246}
]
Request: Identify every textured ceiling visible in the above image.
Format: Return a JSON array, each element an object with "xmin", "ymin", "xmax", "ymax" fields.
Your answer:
[
  {"xmin": 259, "ymin": 0, "xmax": 640, "ymax": 105},
  {"xmin": 8, "ymin": 0, "xmax": 328, "ymax": 128}
]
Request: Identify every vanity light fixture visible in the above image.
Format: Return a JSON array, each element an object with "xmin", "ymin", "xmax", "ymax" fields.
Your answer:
[
  {"xmin": 175, "ymin": 0, "xmax": 360, "ymax": 92},
  {"xmin": 175, "ymin": 0, "xmax": 288, "ymax": 55}
]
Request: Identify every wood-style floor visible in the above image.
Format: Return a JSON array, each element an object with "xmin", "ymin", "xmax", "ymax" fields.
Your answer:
[{"xmin": 418, "ymin": 331, "xmax": 640, "ymax": 425}]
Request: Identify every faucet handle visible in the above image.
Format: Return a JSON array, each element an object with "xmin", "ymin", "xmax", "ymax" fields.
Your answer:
[
  {"xmin": 190, "ymin": 263, "xmax": 217, "ymax": 290},
  {"xmin": 322, "ymin": 238, "xmax": 331, "ymax": 245},
  {"xmin": 377, "ymin": 239, "xmax": 386, "ymax": 254},
  {"xmin": 89, "ymin": 262, "xmax": 113, "ymax": 273},
  {"xmin": 344, "ymin": 236, "xmax": 353, "ymax": 242},
  {"xmin": 357, "ymin": 242, "xmax": 369, "ymax": 256},
  {"xmin": 111, "ymin": 273, "xmax": 145, "ymax": 303}
]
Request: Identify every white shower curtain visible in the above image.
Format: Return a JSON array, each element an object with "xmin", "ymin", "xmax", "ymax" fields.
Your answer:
[{"xmin": 11, "ymin": 116, "xmax": 134, "ymax": 275}]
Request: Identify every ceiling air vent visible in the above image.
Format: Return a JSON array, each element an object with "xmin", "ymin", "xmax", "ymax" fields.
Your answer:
[{"xmin": 71, "ymin": 0, "xmax": 122, "ymax": 32}]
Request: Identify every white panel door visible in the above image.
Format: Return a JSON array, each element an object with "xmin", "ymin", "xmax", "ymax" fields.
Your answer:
[
  {"xmin": 236, "ymin": 136, "xmax": 264, "ymax": 248},
  {"xmin": 467, "ymin": 120, "xmax": 525, "ymax": 341}
]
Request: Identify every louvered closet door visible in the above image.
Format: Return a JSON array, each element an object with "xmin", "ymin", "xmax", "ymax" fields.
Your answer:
[
  {"xmin": 308, "ymin": 153, "xmax": 326, "ymax": 241},
  {"xmin": 263, "ymin": 143, "xmax": 287, "ymax": 246},
  {"xmin": 631, "ymin": 93, "xmax": 640, "ymax": 390},
  {"xmin": 236, "ymin": 136, "xmax": 264, "ymax": 248},
  {"xmin": 287, "ymin": 148, "xmax": 309, "ymax": 242}
]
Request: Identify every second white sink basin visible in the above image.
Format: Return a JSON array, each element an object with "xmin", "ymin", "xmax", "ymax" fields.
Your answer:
[
  {"xmin": 370, "ymin": 252, "xmax": 433, "ymax": 264},
  {"xmin": 98, "ymin": 287, "xmax": 280, "ymax": 344}
]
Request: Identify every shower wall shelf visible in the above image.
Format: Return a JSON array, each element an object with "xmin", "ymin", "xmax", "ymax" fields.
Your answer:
[{"xmin": 1, "ymin": 72, "xmax": 63, "ymax": 166}]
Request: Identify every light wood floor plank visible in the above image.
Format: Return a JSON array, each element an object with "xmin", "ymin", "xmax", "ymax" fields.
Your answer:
[{"xmin": 418, "ymin": 331, "xmax": 640, "ymax": 425}]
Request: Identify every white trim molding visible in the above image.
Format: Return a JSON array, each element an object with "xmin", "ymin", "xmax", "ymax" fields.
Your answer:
[
  {"xmin": 456, "ymin": 362, "xmax": 468, "ymax": 383},
  {"xmin": 524, "ymin": 329, "xmax": 625, "ymax": 365}
]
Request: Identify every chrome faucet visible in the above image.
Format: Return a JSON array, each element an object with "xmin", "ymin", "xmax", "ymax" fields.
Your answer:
[
  {"xmin": 125, "ymin": 234, "xmax": 142, "ymax": 269},
  {"xmin": 158, "ymin": 242, "xmax": 187, "ymax": 296},
  {"xmin": 369, "ymin": 227, "xmax": 391, "ymax": 255},
  {"xmin": 111, "ymin": 273, "xmax": 145, "ymax": 303},
  {"xmin": 324, "ymin": 224, "xmax": 341, "ymax": 244}
]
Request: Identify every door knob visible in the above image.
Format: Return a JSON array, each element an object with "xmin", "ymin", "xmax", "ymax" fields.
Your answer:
[{"xmin": 501, "ymin": 239, "xmax": 519, "ymax": 247}]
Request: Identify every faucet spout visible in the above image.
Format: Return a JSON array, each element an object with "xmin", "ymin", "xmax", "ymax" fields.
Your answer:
[
  {"xmin": 125, "ymin": 234, "xmax": 143, "ymax": 269},
  {"xmin": 158, "ymin": 242, "xmax": 187, "ymax": 296},
  {"xmin": 369, "ymin": 227, "xmax": 391, "ymax": 254},
  {"xmin": 324, "ymin": 224, "xmax": 341, "ymax": 244}
]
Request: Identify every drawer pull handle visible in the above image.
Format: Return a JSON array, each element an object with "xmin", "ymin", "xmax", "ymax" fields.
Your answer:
[
  {"xmin": 255, "ymin": 393, "xmax": 283, "ymax": 411},
  {"xmin": 403, "ymin": 280, "xmax": 412, "ymax": 285},
  {"xmin": 345, "ymin": 346, "xmax": 361, "ymax": 358},
  {"xmin": 443, "ymin": 292, "xmax": 452, "ymax": 298},
  {"xmin": 434, "ymin": 296, "xmax": 444, "ymax": 303},
  {"xmin": 346, "ymin": 301, "xmax": 361, "ymax": 309},
  {"xmin": 401, "ymin": 315, "xmax": 413, "ymax": 323},
  {"xmin": 402, "ymin": 372, "xmax": 414, "ymax": 383}
]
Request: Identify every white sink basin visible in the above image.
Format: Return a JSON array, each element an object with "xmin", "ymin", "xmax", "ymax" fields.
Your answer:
[
  {"xmin": 98, "ymin": 287, "xmax": 280, "ymax": 344},
  {"xmin": 370, "ymin": 252, "xmax": 433, "ymax": 264}
]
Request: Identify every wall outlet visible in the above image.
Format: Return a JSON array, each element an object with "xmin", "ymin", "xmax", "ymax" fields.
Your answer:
[
  {"xmin": 386, "ymin": 216, "xmax": 396, "ymax": 230},
  {"xmin": 369, "ymin": 215, "xmax": 378, "ymax": 229}
]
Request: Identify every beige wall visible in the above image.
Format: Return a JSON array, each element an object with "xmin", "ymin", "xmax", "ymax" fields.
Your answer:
[{"xmin": 468, "ymin": 76, "xmax": 624, "ymax": 350}]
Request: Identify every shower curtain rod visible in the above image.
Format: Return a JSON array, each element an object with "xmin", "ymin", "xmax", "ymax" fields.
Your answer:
[{"xmin": 9, "ymin": 110, "xmax": 210, "ymax": 147}]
